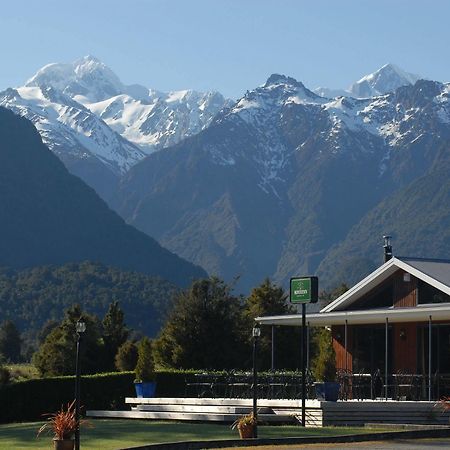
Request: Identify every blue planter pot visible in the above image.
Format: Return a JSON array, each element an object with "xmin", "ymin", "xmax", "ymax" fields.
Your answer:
[
  {"xmin": 134, "ymin": 381, "xmax": 157, "ymax": 398},
  {"xmin": 315, "ymin": 382, "xmax": 340, "ymax": 401}
]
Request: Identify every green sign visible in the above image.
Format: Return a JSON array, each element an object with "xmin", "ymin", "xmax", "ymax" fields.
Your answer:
[{"xmin": 290, "ymin": 277, "xmax": 318, "ymax": 304}]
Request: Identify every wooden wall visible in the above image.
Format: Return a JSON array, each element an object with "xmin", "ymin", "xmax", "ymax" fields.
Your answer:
[
  {"xmin": 393, "ymin": 270, "xmax": 417, "ymax": 307},
  {"xmin": 332, "ymin": 325, "xmax": 353, "ymax": 372},
  {"xmin": 392, "ymin": 322, "xmax": 417, "ymax": 372}
]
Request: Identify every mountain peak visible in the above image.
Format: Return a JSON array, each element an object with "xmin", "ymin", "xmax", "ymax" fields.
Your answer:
[
  {"xmin": 26, "ymin": 56, "xmax": 124, "ymax": 102},
  {"xmin": 349, "ymin": 63, "xmax": 421, "ymax": 98},
  {"xmin": 265, "ymin": 73, "xmax": 304, "ymax": 88}
]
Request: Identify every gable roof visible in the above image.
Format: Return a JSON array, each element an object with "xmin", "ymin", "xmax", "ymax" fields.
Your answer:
[{"xmin": 321, "ymin": 256, "xmax": 450, "ymax": 313}]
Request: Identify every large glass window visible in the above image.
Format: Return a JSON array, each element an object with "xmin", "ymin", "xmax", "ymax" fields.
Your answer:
[
  {"xmin": 352, "ymin": 325, "xmax": 392, "ymax": 374},
  {"xmin": 418, "ymin": 280, "xmax": 450, "ymax": 304}
]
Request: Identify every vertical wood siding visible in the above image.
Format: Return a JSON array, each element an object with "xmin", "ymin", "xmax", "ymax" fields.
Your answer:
[
  {"xmin": 332, "ymin": 325, "xmax": 353, "ymax": 372},
  {"xmin": 393, "ymin": 270, "xmax": 417, "ymax": 307},
  {"xmin": 393, "ymin": 322, "xmax": 417, "ymax": 372}
]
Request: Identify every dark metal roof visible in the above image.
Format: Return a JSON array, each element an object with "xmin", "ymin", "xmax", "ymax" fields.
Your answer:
[{"xmin": 397, "ymin": 256, "xmax": 450, "ymax": 288}]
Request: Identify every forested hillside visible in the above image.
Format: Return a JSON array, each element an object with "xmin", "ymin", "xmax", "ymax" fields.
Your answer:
[{"xmin": 0, "ymin": 261, "xmax": 178, "ymax": 343}]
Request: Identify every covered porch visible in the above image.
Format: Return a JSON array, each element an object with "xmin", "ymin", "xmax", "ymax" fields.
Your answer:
[{"xmin": 256, "ymin": 304, "xmax": 450, "ymax": 402}]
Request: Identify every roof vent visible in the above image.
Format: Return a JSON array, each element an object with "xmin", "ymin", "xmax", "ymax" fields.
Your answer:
[{"xmin": 383, "ymin": 235, "xmax": 393, "ymax": 262}]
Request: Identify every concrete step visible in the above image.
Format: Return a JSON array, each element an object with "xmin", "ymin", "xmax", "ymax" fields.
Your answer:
[
  {"xmin": 125, "ymin": 397, "xmax": 310, "ymax": 407},
  {"xmin": 133, "ymin": 404, "xmax": 273, "ymax": 414},
  {"xmin": 87, "ymin": 410, "xmax": 295, "ymax": 423}
]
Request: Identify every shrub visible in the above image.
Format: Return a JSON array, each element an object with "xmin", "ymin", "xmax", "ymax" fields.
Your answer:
[
  {"xmin": 135, "ymin": 337, "xmax": 155, "ymax": 382},
  {"xmin": 115, "ymin": 341, "xmax": 138, "ymax": 372},
  {"xmin": 311, "ymin": 327, "xmax": 336, "ymax": 381}
]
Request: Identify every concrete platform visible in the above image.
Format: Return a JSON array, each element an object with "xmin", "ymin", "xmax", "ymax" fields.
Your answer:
[{"xmin": 87, "ymin": 397, "xmax": 450, "ymax": 427}]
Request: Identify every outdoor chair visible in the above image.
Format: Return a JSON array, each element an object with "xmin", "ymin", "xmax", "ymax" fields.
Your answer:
[
  {"xmin": 336, "ymin": 369, "xmax": 351, "ymax": 400},
  {"xmin": 394, "ymin": 370, "xmax": 414, "ymax": 401},
  {"xmin": 352, "ymin": 369, "xmax": 371, "ymax": 400},
  {"xmin": 372, "ymin": 369, "xmax": 384, "ymax": 399},
  {"xmin": 228, "ymin": 372, "xmax": 251, "ymax": 398}
]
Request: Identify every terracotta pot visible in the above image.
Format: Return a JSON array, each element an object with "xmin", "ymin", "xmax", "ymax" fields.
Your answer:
[
  {"xmin": 53, "ymin": 438, "xmax": 74, "ymax": 450},
  {"xmin": 238, "ymin": 423, "xmax": 255, "ymax": 439}
]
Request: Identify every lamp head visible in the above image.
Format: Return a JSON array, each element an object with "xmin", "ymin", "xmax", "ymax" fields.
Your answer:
[{"xmin": 76, "ymin": 319, "xmax": 86, "ymax": 334}]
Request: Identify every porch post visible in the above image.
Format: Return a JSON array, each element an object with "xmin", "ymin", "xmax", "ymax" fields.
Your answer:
[
  {"xmin": 271, "ymin": 325, "xmax": 275, "ymax": 370},
  {"xmin": 385, "ymin": 317, "xmax": 388, "ymax": 400},
  {"xmin": 428, "ymin": 315, "xmax": 432, "ymax": 401},
  {"xmin": 307, "ymin": 321, "xmax": 310, "ymax": 369},
  {"xmin": 344, "ymin": 320, "xmax": 348, "ymax": 372}
]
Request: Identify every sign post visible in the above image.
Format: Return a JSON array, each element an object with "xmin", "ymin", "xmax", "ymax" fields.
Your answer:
[{"xmin": 290, "ymin": 276, "xmax": 318, "ymax": 427}]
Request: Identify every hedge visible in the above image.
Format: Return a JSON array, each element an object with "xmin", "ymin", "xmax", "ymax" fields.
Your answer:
[
  {"xmin": 0, "ymin": 370, "xmax": 307, "ymax": 423},
  {"xmin": 0, "ymin": 370, "xmax": 199, "ymax": 423}
]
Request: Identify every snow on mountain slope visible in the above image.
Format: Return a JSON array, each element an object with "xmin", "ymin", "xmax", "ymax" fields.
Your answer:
[
  {"xmin": 208, "ymin": 74, "xmax": 450, "ymax": 194},
  {"xmin": 314, "ymin": 63, "xmax": 422, "ymax": 99},
  {"xmin": 86, "ymin": 89, "xmax": 229, "ymax": 152},
  {"xmin": 0, "ymin": 85, "xmax": 144, "ymax": 175},
  {"xmin": 349, "ymin": 63, "xmax": 421, "ymax": 98},
  {"xmin": 25, "ymin": 55, "xmax": 230, "ymax": 154},
  {"xmin": 26, "ymin": 55, "xmax": 127, "ymax": 103}
]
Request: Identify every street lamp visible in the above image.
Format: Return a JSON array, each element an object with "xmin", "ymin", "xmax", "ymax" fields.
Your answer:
[
  {"xmin": 75, "ymin": 318, "xmax": 86, "ymax": 450},
  {"xmin": 252, "ymin": 323, "xmax": 261, "ymax": 439}
]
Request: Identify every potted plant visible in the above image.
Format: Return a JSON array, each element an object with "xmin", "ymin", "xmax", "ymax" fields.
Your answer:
[
  {"xmin": 37, "ymin": 400, "xmax": 84, "ymax": 450},
  {"xmin": 134, "ymin": 336, "xmax": 157, "ymax": 398},
  {"xmin": 311, "ymin": 327, "xmax": 339, "ymax": 401},
  {"xmin": 231, "ymin": 412, "xmax": 257, "ymax": 439}
]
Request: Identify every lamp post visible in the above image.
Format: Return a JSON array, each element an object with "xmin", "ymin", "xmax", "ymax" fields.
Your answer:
[
  {"xmin": 252, "ymin": 323, "xmax": 261, "ymax": 439},
  {"xmin": 75, "ymin": 319, "xmax": 86, "ymax": 450}
]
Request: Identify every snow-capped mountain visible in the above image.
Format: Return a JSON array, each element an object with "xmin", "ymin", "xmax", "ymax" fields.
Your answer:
[
  {"xmin": 86, "ymin": 88, "xmax": 228, "ymax": 152},
  {"xmin": 0, "ymin": 84, "xmax": 145, "ymax": 200},
  {"xmin": 0, "ymin": 56, "xmax": 230, "ymax": 198},
  {"xmin": 25, "ymin": 56, "xmax": 230, "ymax": 153},
  {"xmin": 315, "ymin": 63, "xmax": 422, "ymax": 98},
  {"xmin": 115, "ymin": 73, "xmax": 450, "ymax": 292},
  {"xmin": 26, "ymin": 56, "xmax": 126, "ymax": 103},
  {"xmin": 349, "ymin": 63, "xmax": 421, "ymax": 97}
]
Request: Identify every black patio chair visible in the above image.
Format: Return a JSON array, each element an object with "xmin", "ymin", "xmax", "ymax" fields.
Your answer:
[
  {"xmin": 394, "ymin": 370, "xmax": 414, "ymax": 401},
  {"xmin": 372, "ymin": 369, "xmax": 384, "ymax": 399}
]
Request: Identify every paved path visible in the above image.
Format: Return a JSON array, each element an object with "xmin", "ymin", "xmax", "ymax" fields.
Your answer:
[{"xmin": 221, "ymin": 438, "xmax": 450, "ymax": 449}]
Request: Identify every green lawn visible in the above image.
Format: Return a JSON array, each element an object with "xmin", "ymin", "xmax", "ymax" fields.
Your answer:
[{"xmin": 0, "ymin": 419, "xmax": 388, "ymax": 450}]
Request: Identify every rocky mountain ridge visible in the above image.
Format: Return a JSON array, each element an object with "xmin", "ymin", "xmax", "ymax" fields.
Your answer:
[{"xmin": 114, "ymin": 73, "xmax": 450, "ymax": 291}]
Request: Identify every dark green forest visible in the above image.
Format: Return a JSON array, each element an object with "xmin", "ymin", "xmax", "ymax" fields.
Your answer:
[{"xmin": 0, "ymin": 261, "xmax": 177, "ymax": 346}]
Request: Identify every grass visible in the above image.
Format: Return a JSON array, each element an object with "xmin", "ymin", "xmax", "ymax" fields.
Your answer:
[{"xmin": 0, "ymin": 419, "xmax": 392, "ymax": 450}]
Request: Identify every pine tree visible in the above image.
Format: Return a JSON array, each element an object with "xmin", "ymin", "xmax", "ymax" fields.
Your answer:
[
  {"xmin": 102, "ymin": 301, "xmax": 129, "ymax": 371},
  {"xmin": 0, "ymin": 320, "xmax": 22, "ymax": 363},
  {"xmin": 243, "ymin": 278, "xmax": 300, "ymax": 370},
  {"xmin": 32, "ymin": 305, "xmax": 104, "ymax": 376},
  {"xmin": 153, "ymin": 277, "xmax": 245, "ymax": 370}
]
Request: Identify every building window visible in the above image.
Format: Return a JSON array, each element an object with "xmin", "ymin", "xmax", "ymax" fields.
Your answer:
[{"xmin": 418, "ymin": 280, "xmax": 450, "ymax": 304}]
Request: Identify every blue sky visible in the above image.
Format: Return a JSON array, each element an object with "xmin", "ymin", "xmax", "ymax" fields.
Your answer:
[{"xmin": 1, "ymin": 0, "xmax": 449, "ymax": 98}]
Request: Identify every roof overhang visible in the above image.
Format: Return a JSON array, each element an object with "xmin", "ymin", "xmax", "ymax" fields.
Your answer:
[
  {"xmin": 321, "ymin": 257, "xmax": 450, "ymax": 313},
  {"xmin": 256, "ymin": 304, "xmax": 450, "ymax": 327}
]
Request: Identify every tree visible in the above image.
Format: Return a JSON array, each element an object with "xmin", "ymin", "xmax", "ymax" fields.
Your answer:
[
  {"xmin": 308, "ymin": 283, "xmax": 348, "ymax": 380},
  {"xmin": 115, "ymin": 341, "xmax": 138, "ymax": 372},
  {"xmin": 243, "ymin": 278, "xmax": 300, "ymax": 370},
  {"xmin": 135, "ymin": 337, "xmax": 155, "ymax": 381},
  {"xmin": 0, "ymin": 320, "xmax": 22, "ymax": 362},
  {"xmin": 310, "ymin": 326, "xmax": 336, "ymax": 381},
  {"xmin": 153, "ymin": 277, "xmax": 245, "ymax": 370},
  {"xmin": 32, "ymin": 305, "xmax": 104, "ymax": 377},
  {"xmin": 102, "ymin": 301, "xmax": 129, "ymax": 371}
]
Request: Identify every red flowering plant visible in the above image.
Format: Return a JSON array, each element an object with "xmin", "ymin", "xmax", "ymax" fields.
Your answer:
[{"xmin": 37, "ymin": 400, "xmax": 89, "ymax": 440}]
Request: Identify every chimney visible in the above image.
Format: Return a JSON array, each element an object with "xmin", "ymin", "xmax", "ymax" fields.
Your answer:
[{"xmin": 383, "ymin": 235, "xmax": 393, "ymax": 262}]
